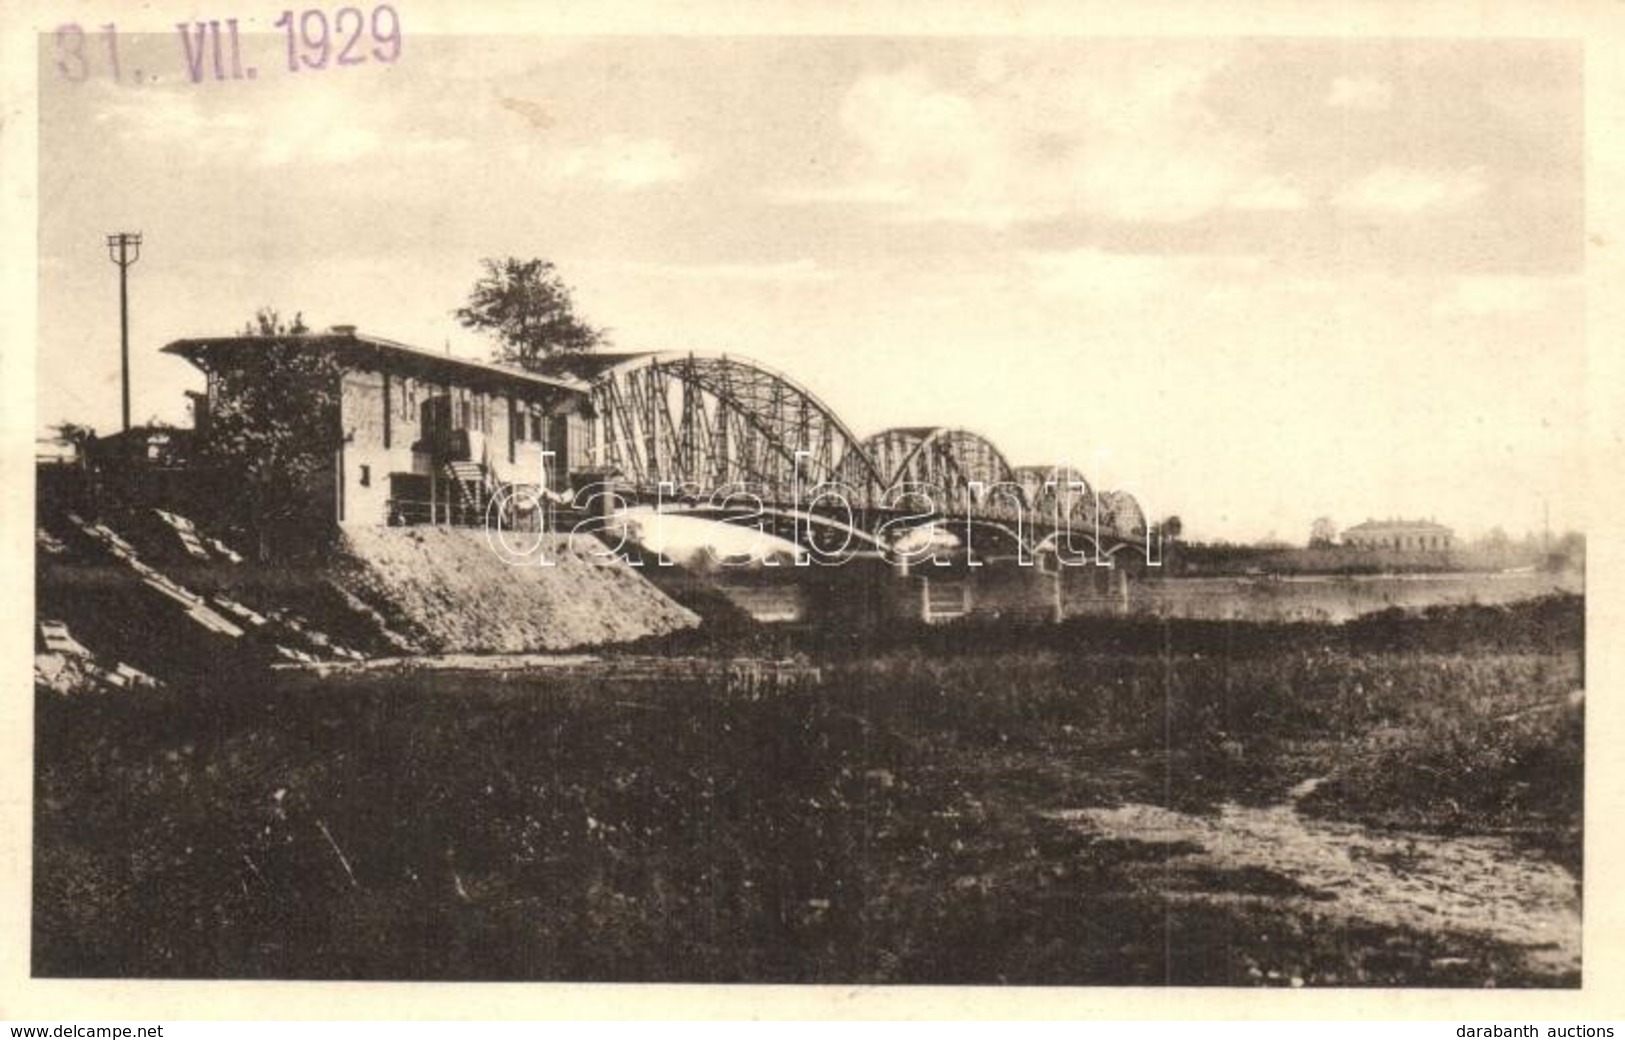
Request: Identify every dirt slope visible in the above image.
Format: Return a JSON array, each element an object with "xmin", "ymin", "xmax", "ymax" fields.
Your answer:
[{"xmin": 331, "ymin": 527, "xmax": 698, "ymax": 653}]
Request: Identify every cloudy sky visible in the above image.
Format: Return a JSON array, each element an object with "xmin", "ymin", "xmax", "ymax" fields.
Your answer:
[{"xmin": 38, "ymin": 34, "xmax": 1583, "ymax": 541}]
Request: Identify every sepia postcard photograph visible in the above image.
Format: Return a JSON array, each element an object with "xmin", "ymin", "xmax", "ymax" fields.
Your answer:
[{"xmin": 7, "ymin": 0, "xmax": 1622, "ymax": 1018}]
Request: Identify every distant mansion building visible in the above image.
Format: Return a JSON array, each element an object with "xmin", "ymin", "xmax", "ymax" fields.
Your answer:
[{"xmin": 1341, "ymin": 518, "xmax": 1454, "ymax": 552}]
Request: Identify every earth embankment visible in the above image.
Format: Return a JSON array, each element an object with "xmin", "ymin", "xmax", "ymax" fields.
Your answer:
[{"xmin": 330, "ymin": 527, "xmax": 699, "ymax": 653}]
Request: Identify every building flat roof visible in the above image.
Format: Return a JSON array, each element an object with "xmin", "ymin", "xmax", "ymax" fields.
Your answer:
[{"xmin": 164, "ymin": 330, "xmax": 591, "ymax": 397}]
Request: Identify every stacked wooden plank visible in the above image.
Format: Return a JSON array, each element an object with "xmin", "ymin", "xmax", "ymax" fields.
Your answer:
[
  {"xmin": 67, "ymin": 514, "xmax": 244, "ymax": 638},
  {"xmin": 38, "ymin": 619, "xmax": 91, "ymax": 657},
  {"xmin": 211, "ymin": 594, "xmax": 269, "ymax": 629},
  {"xmin": 36, "ymin": 619, "xmax": 161, "ymax": 693},
  {"xmin": 57, "ymin": 513, "xmax": 370, "ymax": 665},
  {"xmin": 153, "ymin": 508, "xmax": 247, "ymax": 563}
]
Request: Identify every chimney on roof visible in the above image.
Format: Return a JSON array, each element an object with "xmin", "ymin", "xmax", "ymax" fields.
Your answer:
[{"xmin": 330, "ymin": 324, "xmax": 357, "ymax": 336}]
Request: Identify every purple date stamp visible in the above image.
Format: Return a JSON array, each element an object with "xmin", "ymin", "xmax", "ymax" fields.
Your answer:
[
  {"xmin": 49, "ymin": 6, "xmax": 401, "ymax": 86},
  {"xmin": 267, "ymin": 6, "xmax": 402, "ymax": 75}
]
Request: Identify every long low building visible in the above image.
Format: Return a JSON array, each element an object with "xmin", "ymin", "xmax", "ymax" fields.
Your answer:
[{"xmin": 1340, "ymin": 518, "xmax": 1455, "ymax": 551}]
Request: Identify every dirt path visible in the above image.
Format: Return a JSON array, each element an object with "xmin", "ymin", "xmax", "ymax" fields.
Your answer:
[{"xmin": 1050, "ymin": 801, "xmax": 1580, "ymax": 976}]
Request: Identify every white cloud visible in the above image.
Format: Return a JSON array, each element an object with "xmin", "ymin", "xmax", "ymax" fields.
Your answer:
[
  {"xmin": 769, "ymin": 181, "xmax": 916, "ymax": 206},
  {"xmin": 260, "ymin": 122, "xmax": 379, "ymax": 166},
  {"xmin": 618, "ymin": 259, "xmax": 837, "ymax": 284},
  {"xmin": 1327, "ymin": 76, "xmax": 1393, "ymax": 111},
  {"xmin": 774, "ymin": 49, "xmax": 1296, "ymax": 228},
  {"xmin": 1433, "ymin": 275, "xmax": 1567, "ymax": 317},
  {"xmin": 549, "ymin": 135, "xmax": 691, "ymax": 189},
  {"xmin": 92, "ymin": 87, "xmax": 251, "ymax": 139},
  {"xmin": 1024, "ymin": 249, "xmax": 1177, "ymax": 299},
  {"xmin": 1022, "ymin": 249, "xmax": 1269, "ymax": 306},
  {"xmin": 1227, "ymin": 175, "xmax": 1309, "ymax": 211},
  {"xmin": 89, "ymin": 82, "xmax": 466, "ymax": 167},
  {"xmin": 1335, "ymin": 165, "xmax": 1487, "ymax": 214}
]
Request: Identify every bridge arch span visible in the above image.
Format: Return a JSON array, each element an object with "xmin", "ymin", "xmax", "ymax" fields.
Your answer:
[
  {"xmin": 1097, "ymin": 490, "xmax": 1147, "ymax": 541},
  {"xmin": 544, "ymin": 351, "xmax": 885, "ymax": 502},
  {"xmin": 861, "ymin": 427, "xmax": 1021, "ymax": 511},
  {"xmin": 1014, "ymin": 464, "xmax": 1099, "ymax": 527}
]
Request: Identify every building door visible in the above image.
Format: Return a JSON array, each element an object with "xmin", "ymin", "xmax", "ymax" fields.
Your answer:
[
  {"xmin": 421, "ymin": 394, "xmax": 451, "ymax": 440},
  {"xmin": 419, "ymin": 394, "xmax": 452, "ymax": 457},
  {"xmin": 547, "ymin": 414, "xmax": 570, "ymax": 489}
]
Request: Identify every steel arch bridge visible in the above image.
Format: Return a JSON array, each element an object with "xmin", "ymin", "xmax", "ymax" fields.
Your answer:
[
  {"xmin": 537, "ymin": 351, "xmax": 1151, "ymax": 558},
  {"xmin": 862, "ymin": 426, "xmax": 1019, "ymax": 513},
  {"xmin": 554, "ymin": 352, "xmax": 882, "ymax": 502}
]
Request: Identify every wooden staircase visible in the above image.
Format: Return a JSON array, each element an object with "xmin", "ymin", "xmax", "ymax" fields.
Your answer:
[{"xmin": 444, "ymin": 460, "xmax": 494, "ymax": 524}]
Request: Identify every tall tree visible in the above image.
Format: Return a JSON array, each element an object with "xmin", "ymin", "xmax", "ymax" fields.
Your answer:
[
  {"xmin": 1308, "ymin": 516, "xmax": 1338, "ymax": 548},
  {"xmin": 455, "ymin": 257, "xmax": 606, "ymax": 368},
  {"xmin": 196, "ymin": 341, "xmax": 342, "ymax": 558},
  {"xmin": 242, "ymin": 307, "xmax": 309, "ymax": 336},
  {"xmin": 48, "ymin": 419, "xmax": 95, "ymax": 446}
]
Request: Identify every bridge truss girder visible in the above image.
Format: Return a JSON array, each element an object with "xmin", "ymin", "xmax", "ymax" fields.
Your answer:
[
  {"xmin": 587, "ymin": 353, "xmax": 883, "ymax": 505},
  {"xmin": 575, "ymin": 353, "xmax": 1148, "ymax": 554},
  {"xmin": 861, "ymin": 426, "xmax": 1025, "ymax": 517}
]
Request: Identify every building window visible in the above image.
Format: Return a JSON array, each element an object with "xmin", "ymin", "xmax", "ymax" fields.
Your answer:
[{"xmin": 359, "ymin": 464, "xmax": 372, "ymax": 488}]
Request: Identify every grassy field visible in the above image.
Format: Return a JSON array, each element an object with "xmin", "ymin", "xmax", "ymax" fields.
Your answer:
[{"xmin": 33, "ymin": 596, "xmax": 1583, "ymax": 985}]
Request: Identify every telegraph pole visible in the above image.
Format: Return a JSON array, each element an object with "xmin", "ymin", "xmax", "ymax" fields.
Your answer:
[{"xmin": 106, "ymin": 232, "xmax": 142, "ymax": 432}]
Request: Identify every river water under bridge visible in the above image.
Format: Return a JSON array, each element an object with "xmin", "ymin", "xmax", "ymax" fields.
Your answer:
[{"xmin": 706, "ymin": 567, "xmax": 1582, "ymax": 625}]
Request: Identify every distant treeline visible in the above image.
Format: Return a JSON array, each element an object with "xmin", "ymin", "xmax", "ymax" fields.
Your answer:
[{"xmin": 1166, "ymin": 540, "xmax": 1577, "ymax": 577}]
